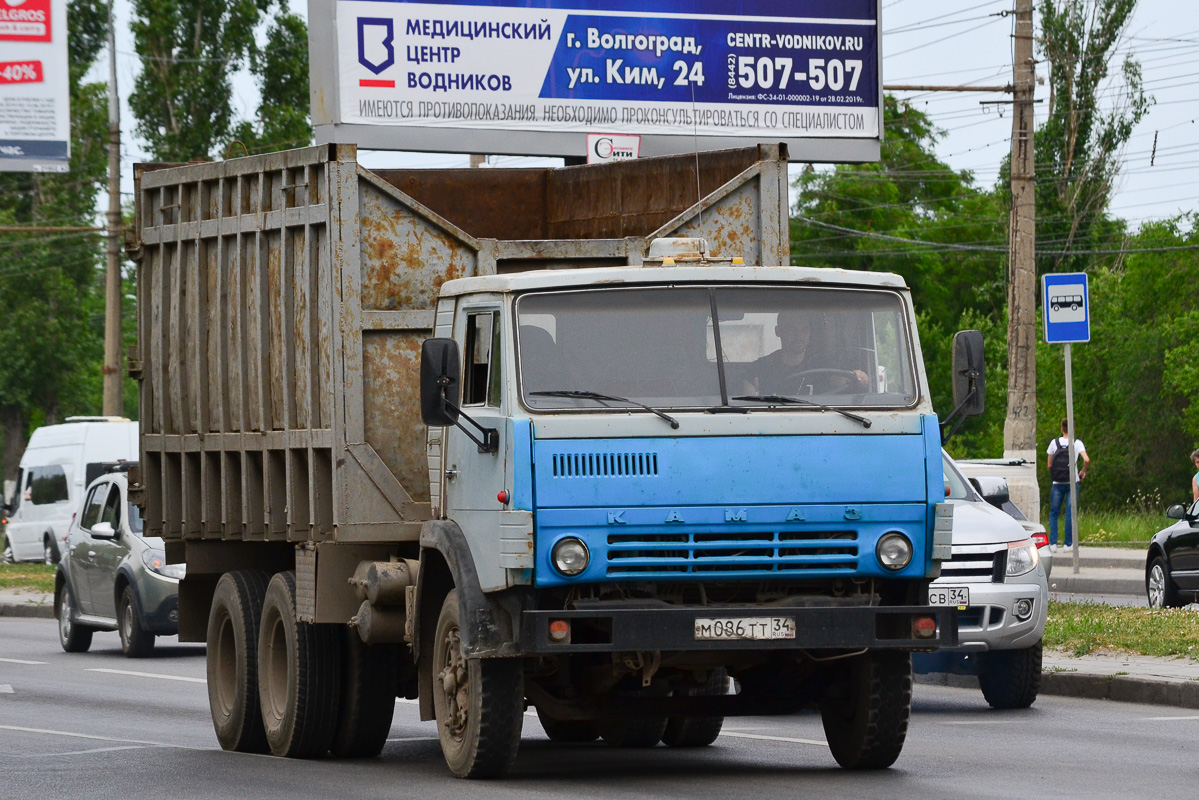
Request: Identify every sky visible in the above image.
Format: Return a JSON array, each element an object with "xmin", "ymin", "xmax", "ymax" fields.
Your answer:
[{"xmin": 101, "ymin": 0, "xmax": 1199, "ymax": 229}]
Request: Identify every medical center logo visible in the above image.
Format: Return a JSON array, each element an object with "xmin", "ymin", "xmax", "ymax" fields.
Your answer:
[{"xmin": 357, "ymin": 17, "xmax": 395, "ymax": 87}]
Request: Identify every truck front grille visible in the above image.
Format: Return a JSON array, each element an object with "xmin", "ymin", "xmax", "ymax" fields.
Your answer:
[
  {"xmin": 551, "ymin": 452, "xmax": 658, "ymax": 478},
  {"xmin": 605, "ymin": 529, "xmax": 858, "ymax": 577}
]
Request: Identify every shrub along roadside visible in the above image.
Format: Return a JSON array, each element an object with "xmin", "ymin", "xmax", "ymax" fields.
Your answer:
[{"xmin": 1046, "ymin": 600, "xmax": 1199, "ymax": 658}]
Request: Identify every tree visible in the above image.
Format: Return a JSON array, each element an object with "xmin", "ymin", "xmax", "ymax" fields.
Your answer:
[
  {"xmin": 0, "ymin": 0, "xmax": 111, "ymax": 479},
  {"xmin": 129, "ymin": 0, "xmax": 271, "ymax": 161},
  {"xmin": 229, "ymin": 12, "xmax": 312, "ymax": 155},
  {"xmin": 790, "ymin": 98, "xmax": 1009, "ymax": 449},
  {"xmin": 1036, "ymin": 0, "xmax": 1152, "ymax": 274}
]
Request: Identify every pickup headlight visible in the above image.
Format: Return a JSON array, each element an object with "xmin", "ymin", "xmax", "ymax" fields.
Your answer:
[
  {"xmin": 1005, "ymin": 539, "xmax": 1040, "ymax": 578},
  {"xmin": 143, "ymin": 549, "xmax": 186, "ymax": 580}
]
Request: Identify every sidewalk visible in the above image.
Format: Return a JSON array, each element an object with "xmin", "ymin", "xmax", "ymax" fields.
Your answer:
[
  {"xmin": 1044, "ymin": 544, "xmax": 1146, "ymax": 598},
  {"xmin": 0, "ymin": 587, "xmax": 54, "ymax": 618}
]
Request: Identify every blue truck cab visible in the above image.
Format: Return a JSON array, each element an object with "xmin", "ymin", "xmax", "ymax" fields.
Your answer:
[{"xmin": 418, "ymin": 240, "xmax": 962, "ymax": 771}]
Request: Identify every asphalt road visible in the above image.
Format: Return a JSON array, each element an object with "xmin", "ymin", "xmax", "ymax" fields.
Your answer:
[{"xmin": 2, "ymin": 616, "xmax": 1195, "ymax": 800}]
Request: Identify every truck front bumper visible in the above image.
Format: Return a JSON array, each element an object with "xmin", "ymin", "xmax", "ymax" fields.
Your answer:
[{"xmin": 519, "ymin": 604, "xmax": 958, "ymax": 654}]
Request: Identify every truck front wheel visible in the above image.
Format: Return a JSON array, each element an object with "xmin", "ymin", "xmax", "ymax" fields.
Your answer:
[
  {"xmin": 258, "ymin": 570, "xmax": 342, "ymax": 758},
  {"xmin": 820, "ymin": 650, "xmax": 912, "ymax": 770},
  {"xmin": 978, "ymin": 639, "xmax": 1042, "ymax": 710},
  {"xmin": 433, "ymin": 589, "xmax": 524, "ymax": 778},
  {"xmin": 206, "ymin": 570, "xmax": 270, "ymax": 752}
]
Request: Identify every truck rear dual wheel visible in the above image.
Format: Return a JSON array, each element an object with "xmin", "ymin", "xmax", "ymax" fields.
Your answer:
[
  {"xmin": 820, "ymin": 650, "xmax": 912, "ymax": 770},
  {"xmin": 662, "ymin": 668, "xmax": 728, "ymax": 748},
  {"xmin": 207, "ymin": 570, "xmax": 270, "ymax": 753},
  {"xmin": 331, "ymin": 632, "xmax": 400, "ymax": 758},
  {"xmin": 258, "ymin": 570, "xmax": 342, "ymax": 758},
  {"xmin": 433, "ymin": 589, "xmax": 524, "ymax": 778},
  {"xmin": 535, "ymin": 708, "xmax": 601, "ymax": 743},
  {"xmin": 978, "ymin": 639, "xmax": 1042, "ymax": 710},
  {"xmin": 599, "ymin": 716, "xmax": 669, "ymax": 747}
]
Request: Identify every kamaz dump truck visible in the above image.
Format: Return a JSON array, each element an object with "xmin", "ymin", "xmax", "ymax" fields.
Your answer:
[{"xmin": 127, "ymin": 143, "xmax": 977, "ymax": 778}]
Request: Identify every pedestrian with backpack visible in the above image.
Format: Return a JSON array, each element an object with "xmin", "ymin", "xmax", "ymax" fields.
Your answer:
[{"xmin": 1046, "ymin": 418, "xmax": 1090, "ymax": 550}]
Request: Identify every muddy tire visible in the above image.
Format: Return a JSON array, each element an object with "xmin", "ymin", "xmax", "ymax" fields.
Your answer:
[
  {"xmin": 820, "ymin": 650, "xmax": 912, "ymax": 770},
  {"xmin": 662, "ymin": 668, "xmax": 727, "ymax": 748},
  {"xmin": 979, "ymin": 640, "xmax": 1042, "ymax": 710},
  {"xmin": 119, "ymin": 585, "xmax": 156, "ymax": 658},
  {"xmin": 331, "ymin": 632, "xmax": 400, "ymax": 758},
  {"xmin": 258, "ymin": 570, "xmax": 342, "ymax": 758},
  {"xmin": 536, "ymin": 707, "xmax": 601, "ymax": 743},
  {"xmin": 57, "ymin": 582, "xmax": 93, "ymax": 653},
  {"xmin": 207, "ymin": 570, "xmax": 270, "ymax": 753},
  {"xmin": 432, "ymin": 589, "xmax": 524, "ymax": 778}
]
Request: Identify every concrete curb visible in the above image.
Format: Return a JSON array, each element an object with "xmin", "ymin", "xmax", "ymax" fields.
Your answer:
[
  {"xmin": 0, "ymin": 601, "xmax": 54, "ymax": 619},
  {"xmin": 917, "ymin": 670, "xmax": 1199, "ymax": 709}
]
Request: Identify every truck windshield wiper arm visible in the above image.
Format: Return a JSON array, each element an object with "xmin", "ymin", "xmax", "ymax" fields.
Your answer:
[
  {"xmin": 731, "ymin": 394, "xmax": 871, "ymax": 429},
  {"xmin": 530, "ymin": 390, "xmax": 680, "ymax": 429}
]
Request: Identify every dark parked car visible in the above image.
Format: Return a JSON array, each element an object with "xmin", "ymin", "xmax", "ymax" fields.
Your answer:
[{"xmin": 1146, "ymin": 500, "xmax": 1199, "ymax": 608}]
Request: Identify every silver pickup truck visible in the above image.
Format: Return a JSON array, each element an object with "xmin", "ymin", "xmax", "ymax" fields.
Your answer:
[{"xmin": 914, "ymin": 453, "xmax": 1049, "ymax": 709}]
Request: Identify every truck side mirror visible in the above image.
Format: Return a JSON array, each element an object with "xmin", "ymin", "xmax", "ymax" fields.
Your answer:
[
  {"xmin": 952, "ymin": 330, "xmax": 986, "ymax": 418},
  {"xmin": 421, "ymin": 338, "xmax": 462, "ymax": 427}
]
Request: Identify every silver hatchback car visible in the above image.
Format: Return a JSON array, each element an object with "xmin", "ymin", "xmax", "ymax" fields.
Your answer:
[{"xmin": 54, "ymin": 464, "xmax": 184, "ymax": 657}]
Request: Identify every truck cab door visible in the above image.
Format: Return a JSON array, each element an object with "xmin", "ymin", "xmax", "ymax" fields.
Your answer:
[{"xmin": 442, "ymin": 309, "xmax": 509, "ymax": 539}]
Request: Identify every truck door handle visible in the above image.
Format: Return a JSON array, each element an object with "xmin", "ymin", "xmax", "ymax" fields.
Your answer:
[{"xmin": 444, "ymin": 468, "xmax": 458, "ymax": 481}]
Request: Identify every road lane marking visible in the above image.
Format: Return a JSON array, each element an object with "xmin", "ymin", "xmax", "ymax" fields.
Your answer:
[
  {"xmin": 938, "ymin": 719, "xmax": 1025, "ymax": 725},
  {"xmin": 0, "ymin": 725, "xmax": 173, "ymax": 747},
  {"xmin": 18, "ymin": 745, "xmax": 152, "ymax": 758},
  {"xmin": 720, "ymin": 731, "xmax": 828, "ymax": 747},
  {"xmin": 85, "ymin": 668, "xmax": 205, "ymax": 684},
  {"xmin": 1142, "ymin": 715, "xmax": 1199, "ymax": 721},
  {"xmin": 0, "ymin": 657, "xmax": 46, "ymax": 665},
  {"xmin": 0, "ymin": 685, "xmax": 12, "ymax": 693},
  {"xmin": 386, "ymin": 736, "xmax": 438, "ymax": 743}
]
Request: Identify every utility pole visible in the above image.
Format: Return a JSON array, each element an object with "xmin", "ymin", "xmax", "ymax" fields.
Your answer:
[
  {"xmin": 1004, "ymin": 0, "xmax": 1038, "ymax": 516},
  {"xmin": 102, "ymin": 0, "xmax": 123, "ymax": 416}
]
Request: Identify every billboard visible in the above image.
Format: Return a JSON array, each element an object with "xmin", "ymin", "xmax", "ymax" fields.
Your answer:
[
  {"xmin": 0, "ymin": 0, "xmax": 70, "ymax": 173},
  {"xmin": 309, "ymin": 0, "xmax": 882, "ymax": 161}
]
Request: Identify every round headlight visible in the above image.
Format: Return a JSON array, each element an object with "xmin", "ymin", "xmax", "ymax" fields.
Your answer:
[
  {"xmin": 552, "ymin": 537, "xmax": 590, "ymax": 576},
  {"xmin": 876, "ymin": 533, "xmax": 913, "ymax": 571}
]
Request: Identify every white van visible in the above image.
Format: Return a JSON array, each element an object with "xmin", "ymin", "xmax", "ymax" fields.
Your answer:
[{"xmin": 3, "ymin": 418, "xmax": 138, "ymax": 564}]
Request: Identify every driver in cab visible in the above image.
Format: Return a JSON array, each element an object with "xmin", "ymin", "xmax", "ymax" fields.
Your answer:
[{"xmin": 741, "ymin": 309, "xmax": 868, "ymax": 396}]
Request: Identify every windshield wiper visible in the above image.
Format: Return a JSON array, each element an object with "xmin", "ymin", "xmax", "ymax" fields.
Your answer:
[
  {"xmin": 530, "ymin": 390, "xmax": 680, "ymax": 429},
  {"xmin": 731, "ymin": 394, "xmax": 872, "ymax": 429}
]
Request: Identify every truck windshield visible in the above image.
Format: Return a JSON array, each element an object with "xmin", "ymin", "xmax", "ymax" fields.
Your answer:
[{"xmin": 516, "ymin": 285, "xmax": 918, "ymax": 410}]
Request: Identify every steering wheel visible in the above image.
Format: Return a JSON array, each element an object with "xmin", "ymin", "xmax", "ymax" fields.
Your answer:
[{"xmin": 780, "ymin": 368, "xmax": 861, "ymax": 395}]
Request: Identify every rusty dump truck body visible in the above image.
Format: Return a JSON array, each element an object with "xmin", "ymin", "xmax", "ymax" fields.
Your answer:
[
  {"xmin": 133, "ymin": 143, "xmax": 788, "ymax": 634},
  {"xmin": 132, "ymin": 143, "xmax": 956, "ymax": 777}
]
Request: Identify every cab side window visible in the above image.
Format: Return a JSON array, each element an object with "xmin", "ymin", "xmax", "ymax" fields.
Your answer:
[
  {"xmin": 99, "ymin": 485, "xmax": 121, "ymax": 530},
  {"xmin": 80, "ymin": 483, "xmax": 108, "ymax": 530},
  {"xmin": 463, "ymin": 311, "xmax": 501, "ymax": 407},
  {"xmin": 30, "ymin": 465, "xmax": 69, "ymax": 505}
]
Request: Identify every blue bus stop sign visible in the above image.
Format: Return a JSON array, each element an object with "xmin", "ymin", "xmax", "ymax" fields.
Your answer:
[{"xmin": 1042, "ymin": 272, "xmax": 1090, "ymax": 344}]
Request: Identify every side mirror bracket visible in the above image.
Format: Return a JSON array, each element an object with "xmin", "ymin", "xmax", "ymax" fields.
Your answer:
[
  {"xmin": 941, "ymin": 330, "xmax": 986, "ymax": 443},
  {"xmin": 420, "ymin": 338, "xmax": 499, "ymax": 454}
]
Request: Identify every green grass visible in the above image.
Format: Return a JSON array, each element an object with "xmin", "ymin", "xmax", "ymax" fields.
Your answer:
[
  {"xmin": 1074, "ymin": 509, "xmax": 1164, "ymax": 547},
  {"xmin": 0, "ymin": 563, "xmax": 54, "ymax": 593},
  {"xmin": 1046, "ymin": 600, "xmax": 1199, "ymax": 657}
]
